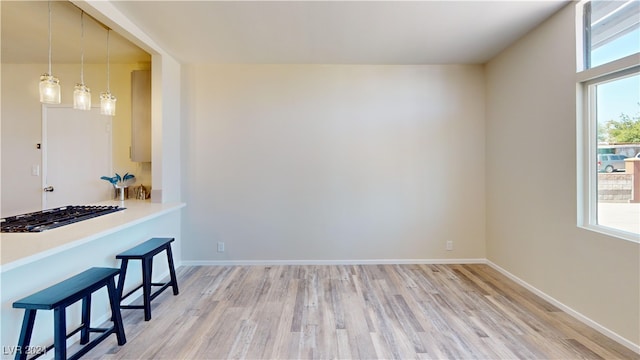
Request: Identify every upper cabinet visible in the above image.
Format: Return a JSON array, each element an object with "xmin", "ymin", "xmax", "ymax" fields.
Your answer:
[{"xmin": 131, "ymin": 70, "xmax": 151, "ymax": 162}]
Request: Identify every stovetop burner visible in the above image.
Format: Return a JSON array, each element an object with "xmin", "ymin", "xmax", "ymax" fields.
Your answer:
[{"xmin": 1, "ymin": 205, "xmax": 125, "ymax": 233}]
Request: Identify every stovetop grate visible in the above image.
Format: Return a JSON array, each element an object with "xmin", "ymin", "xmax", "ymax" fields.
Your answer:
[{"xmin": 1, "ymin": 205, "xmax": 125, "ymax": 233}]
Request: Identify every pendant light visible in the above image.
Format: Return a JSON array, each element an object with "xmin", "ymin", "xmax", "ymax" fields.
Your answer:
[
  {"xmin": 73, "ymin": 10, "xmax": 91, "ymax": 110},
  {"xmin": 39, "ymin": 1, "xmax": 61, "ymax": 104},
  {"xmin": 100, "ymin": 29, "xmax": 117, "ymax": 116}
]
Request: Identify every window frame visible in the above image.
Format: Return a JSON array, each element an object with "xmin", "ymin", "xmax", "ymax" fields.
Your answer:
[
  {"xmin": 577, "ymin": 58, "xmax": 640, "ymax": 242},
  {"xmin": 576, "ymin": 1, "xmax": 640, "ymax": 242}
]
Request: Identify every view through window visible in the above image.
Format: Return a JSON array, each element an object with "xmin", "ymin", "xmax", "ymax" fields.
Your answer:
[
  {"xmin": 580, "ymin": 0, "xmax": 640, "ymax": 239},
  {"xmin": 593, "ymin": 74, "xmax": 640, "ymax": 234}
]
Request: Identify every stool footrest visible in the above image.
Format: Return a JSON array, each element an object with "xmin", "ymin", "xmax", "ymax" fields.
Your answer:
[
  {"xmin": 150, "ymin": 283, "xmax": 172, "ymax": 301},
  {"xmin": 121, "ymin": 281, "xmax": 171, "ymax": 302},
  {"xmin": 121, "ymin": 284, "xmax": 144, "ymax": 301},
  {"xmin": 67, "ymin": 327, "xmax": 119, "ymax": 360},
  {"xmin": 38, "ymin": 325, "xmax": 117, "ymax": 349},
  {"xmin": 20, "ymin": 325, "xmax": 120, "ymax": 360},
  {"xmin": 121, "ymin": 305, "xmax": 145, "ymax": 309},
  {"xmin": 90, "ymin": 327, "xmax": 111, "ymax": 333},
  {"xmin": 29, "ymin": 344, "xmax": 55, "ymax": 360},
  {"xmin": 67, "ymin": 324, "xmax": 86, "ymax": 339}
]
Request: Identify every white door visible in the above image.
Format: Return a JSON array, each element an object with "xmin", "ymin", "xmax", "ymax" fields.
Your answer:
[{"xmin": 42, "ymin": 105, "xmax": 113, "ymax": 209}]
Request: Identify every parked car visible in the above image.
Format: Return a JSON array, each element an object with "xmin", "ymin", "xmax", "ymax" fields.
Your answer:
[{"xmin": 598, "ymin": 154, "xmax": 627, "ymax": 172}]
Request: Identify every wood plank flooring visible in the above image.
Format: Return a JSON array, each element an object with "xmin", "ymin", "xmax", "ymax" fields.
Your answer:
[{"xmin": 84, "ymin": 264, "xmax": 638, "ymax": 359}]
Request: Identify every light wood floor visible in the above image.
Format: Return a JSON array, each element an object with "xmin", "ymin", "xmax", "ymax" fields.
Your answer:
[{"xmin": 85, "ymin": 264, "xmax": 637, "ymax": 359}]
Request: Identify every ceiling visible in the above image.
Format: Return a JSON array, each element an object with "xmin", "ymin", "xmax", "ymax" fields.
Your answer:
[
  {"xmin": 110, "ymin": 0, "xmax": 570, "ymax": 64},
  {"xmin": 2, "ymin": 0, "xmax": 570, "ymax": 65},
  {"xmin": 1, "ymin": 1, "xmax": 150, "ymax": 64}
]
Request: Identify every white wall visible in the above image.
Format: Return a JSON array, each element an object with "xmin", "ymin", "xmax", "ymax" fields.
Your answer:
[
  {"xmin": 486, "ymin": 4, "xmax": 640, "ymax": 347},
  {"xmin": 1, "ymin": 63, "xmax": 151, "ymax": 216},
  {"xmin": 182, "ymin": 64, "xmax": 486, "ymax": 262},
  {"xmin": 151, "ymin": 54, "xmax": 182, "ymax": 203}
]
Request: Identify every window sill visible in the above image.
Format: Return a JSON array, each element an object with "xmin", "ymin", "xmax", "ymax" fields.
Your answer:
[{"xmin": 578, "ymin": 224, "xmax": 640, "ymax": 244}]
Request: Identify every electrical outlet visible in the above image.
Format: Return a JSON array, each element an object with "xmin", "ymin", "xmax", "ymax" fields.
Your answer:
[
  {"xmin": 217, "ymin": 242, "xmax": 225, "ymax": 253},
  {"xmin": 446, "ymin": 241, "xmax": 453, "ymax": 251}
]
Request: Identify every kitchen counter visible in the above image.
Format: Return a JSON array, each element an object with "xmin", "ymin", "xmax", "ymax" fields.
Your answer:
[
  {"xmin": 1, "ymin": 199, "xmax": 184, "ymax": 356},
  {"xmin": 0, "ymin": 199, "xmax": 185, "ymax": 272}
]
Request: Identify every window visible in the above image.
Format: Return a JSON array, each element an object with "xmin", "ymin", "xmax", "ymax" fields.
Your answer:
[
  {"xmin": 578, "ymin": 0, "xmax": 640, "ymax": 241},
  {"xmin": 583, "ymin": 0, "xmax": 640, "ymax": 68}
]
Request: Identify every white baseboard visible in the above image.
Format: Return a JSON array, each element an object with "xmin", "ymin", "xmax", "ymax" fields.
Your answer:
[
  {"xmin": 486, "ymin": 260, "xmax": 640, "ymax": 355},
  {"xmin": 180, "ymin": 258, "xmax": 486, "ymax": 266}
]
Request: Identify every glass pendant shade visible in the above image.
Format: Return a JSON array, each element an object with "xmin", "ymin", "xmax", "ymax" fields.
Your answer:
[
  {"xmin": 100, "ymin": 91, "xmax": 117, "ymax": 116},
  {"xmin": 73, "ymin": 11, "xmax": 91, "ymax": 111},
  {"xmin": 40, "ymin": 1, "xmax": 60, "ymax": 104},
  {"xmin": 39, "ymin": 73, "xmax": 61, "ymax": 104},
  {"xmin": 73, "ymin": 83, "xmax": 91, "ymax": 110},
  {"xmin": 101, "ymin": 29, "xmax": 117, "ymax": 116}
]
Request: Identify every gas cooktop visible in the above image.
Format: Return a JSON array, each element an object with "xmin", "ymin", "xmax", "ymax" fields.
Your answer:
[{"xmin": 1, "ymin": 205, "xmax": 125, "ymax": 233}]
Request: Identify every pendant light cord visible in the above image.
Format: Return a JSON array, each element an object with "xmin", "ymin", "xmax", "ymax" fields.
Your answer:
[
  {"xmin": 80, "ymin": 11, "xmax": 85, "ymax": 84},
  {"xmin": 47, "ymin": 1, "xmax": 52, "ymax": 75},
  {"xmin": 106, "ymin": 29, "xmax": 111, "ymax": 92}
]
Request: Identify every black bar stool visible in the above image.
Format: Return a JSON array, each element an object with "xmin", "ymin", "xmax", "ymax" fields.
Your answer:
[
  {"xmin": 12, "ymin": 267, "xmax": 126, "ymax": 360},
  {"xmin": 116, "ymin": 237, "xmax": 179, "ymax": 321}
]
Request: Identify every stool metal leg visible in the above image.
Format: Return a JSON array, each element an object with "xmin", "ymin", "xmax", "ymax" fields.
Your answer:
[
  {"xmin": 106, "ymin": 278, "xmax": 127, "ymax": 345},
  {"xmin": 166, "ymin": 246, "xmax": 179, "ymax": 295},
  {"xmin": 15, "ymin": 310, "xmax": 37, "ymax": 360},
  {"xmin": 53, "ymin": 306, "xmax": 67, "ymax": 360},
  {"xmin": 80, "ymin": 295, "xmax": 91, "ymax": 344},
  {"xmin": 142, "ymin": 258, "xmax": 153, "ymax": 321}
]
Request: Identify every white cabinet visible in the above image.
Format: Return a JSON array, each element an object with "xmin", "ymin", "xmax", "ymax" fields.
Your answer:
[{"xmin": 131, "ymin": 70, "xmax": 151, "ymax": 162}]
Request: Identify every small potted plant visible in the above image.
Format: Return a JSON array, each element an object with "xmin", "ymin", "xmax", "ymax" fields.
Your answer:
[{"xmin": 101, "ymin": 172, "xmax": 136, "ymax": 200}]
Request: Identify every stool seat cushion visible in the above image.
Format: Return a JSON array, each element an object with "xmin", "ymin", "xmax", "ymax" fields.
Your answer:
[
  {"xmin": 13, "ymin": 267, "xmax": 121, "ymax": 310},
  {"xmin": 116, "ymin": 237, "xmax": 174, "ymax": 259}
]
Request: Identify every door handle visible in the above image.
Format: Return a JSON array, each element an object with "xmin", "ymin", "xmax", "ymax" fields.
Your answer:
[{"xmin": 43, "ymin": 186, "xmax": 54, "ymax": 192}]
